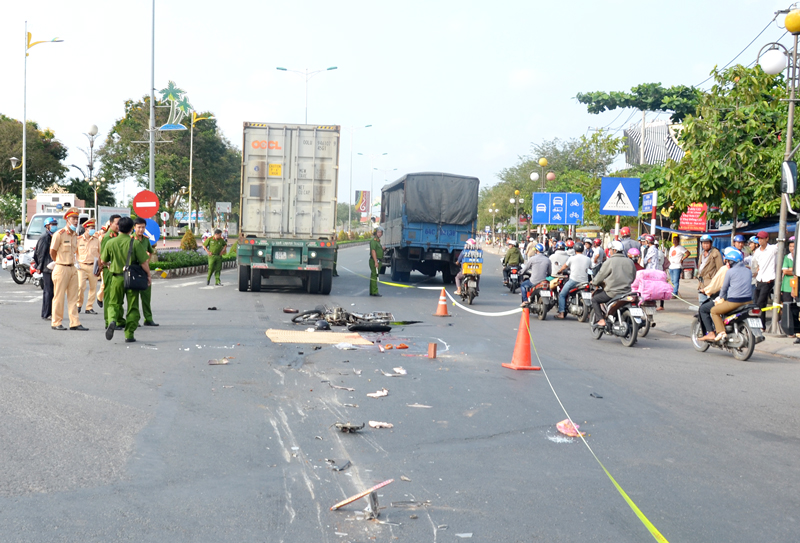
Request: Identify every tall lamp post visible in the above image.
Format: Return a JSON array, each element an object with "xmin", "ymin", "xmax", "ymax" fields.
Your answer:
[
  {"xmin": 347, "ymin": 124, "xmax": 372, "ymax": 232},
  {"xmin": 189, "ymin": 111, "xmax": 214, "ymax": 234},
  {"xmin": 21, "ymin": 24, "xmax": 62, "ymax": 232},
  {"xmin": 489, "ymin": 204, "xmax": 499, "ymax": 242},
  {"xmin": 757, "ymin": 7, "xmax": 800, "ymax": 333},
  {"xmin": 510, "ymin": 190, "xmax": 524, "ymax": 243},
  {"xmin": 357, "ymin": 152, "xmax": 388, "ymax": 220},
  {"xmin": 87, "ymin": 177, "xmax": 105, "ymax": 220},
  {"xmin": 276, "ymin": 66, "xmax": 338, "ymax": 124},
  {"xmin": 84, "ymin": 124, "xmax": 100, "ymax": 186}
]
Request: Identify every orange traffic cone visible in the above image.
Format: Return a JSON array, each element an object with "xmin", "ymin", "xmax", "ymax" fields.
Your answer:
[
  {"xmin": 433, "ymin": 287, "xmax": 451, "ymax": 317},
  {"xmin": 502, "ymin": 308, "xmax": 541, "ymax": 371}
]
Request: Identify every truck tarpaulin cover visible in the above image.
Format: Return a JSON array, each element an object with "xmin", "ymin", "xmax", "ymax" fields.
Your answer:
[{"xmin": 384, "ymin": 173, "xmax": 480, "ymax": 225}]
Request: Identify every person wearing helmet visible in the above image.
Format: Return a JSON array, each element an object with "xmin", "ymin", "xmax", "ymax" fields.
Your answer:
[
  {"xmin": 641, "ymin": 235, "xmax": 659, "ymax": 270},
  {"xmin": 696, "ymin": 247, "xmax": 736, "ymax": 338},
  {"xmin": 554, "ymin": 242, "xmax": 592, "ymax": 319},
  {"xmin": 32, "ymin": 217, "xmax": 58, "ymax": 320},
  {"xmin": 619, "ymin": 226, "xmax": 640, "ymax": 255},
  {"xmin": 549, "ymin": 241, "xmax": 569, "ymax": 271},
  {"xmin": 732, "ymin": 234, "xmax": 746, "ymax": 253},
  {"xmin": 701, "ymin": 248, "xmax": 751, "ymax": 342},
  {"xmin": 369, "ymin": 227, "xmax": 384, "ymax": 296},
  {"xmin": 667, "ymin": 235, "xmax": 689, "ymax": 298},
  {"xmin": 627, "ymin": 247, "xmax": 644, "ymax": 271},
  {"xmin": 565, "ymin": 239, "xmax": 576, "ymax": 257},
  {"xmin": 752, "ymin": 231, "xmax": 778, "ymax": 327},
  {"xmin": 591, "ymin": 237, "xmax": 606, "ymax": 276},
  {"xmin": 697, "ymin": 234, "xmax": 723, "ymax": 303},
  {"xmin": 591, "ymin": 240, "xmax": 637, "ymax": 327},
  {"xmin": 502, "ymin": 239, "xmax": 523, "ymax": 284},
  {"xmin": 519, "ymin": 243, "xmax": 551, "ymax": 307},
  {"xmin": 454, "ymin": 239, "xmax": 480, "ymax": 296}
]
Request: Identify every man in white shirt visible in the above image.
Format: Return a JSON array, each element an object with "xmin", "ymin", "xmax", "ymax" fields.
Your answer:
[
  {"xmin": 667, "ymin": 235, "xmax": 689, "ymax": 297},
  {"xmin": 554, "ymin": 244, "xmax": 592, "ymax": 319},
  {"xmin": 752, "ymin": 230, "xmax": 778, "ymax": 327}
]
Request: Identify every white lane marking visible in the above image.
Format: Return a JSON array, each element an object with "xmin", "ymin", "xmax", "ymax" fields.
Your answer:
[{"xmin": 164, "ymin": 281, "xmax": 203, "ymax": 288}]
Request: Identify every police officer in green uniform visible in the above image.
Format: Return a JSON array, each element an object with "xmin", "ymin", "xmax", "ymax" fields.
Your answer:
[
  {"xmin": 369, "ymin": 227, "xmax": 384, "ymax": 296},
  {"xmin": 101, "ymin": 217, "xmax": 151, "ymax": 343},
  {"xmin": 133, "ymin": 218, "xmax": 158, "ymax": 327},
  {"xmin": 204, "ymin": 229, "xmax": 227, "ymax": 286},
  {"xmin": 100, "ymin": 215, "xmax": 122, "ymax": 330}
]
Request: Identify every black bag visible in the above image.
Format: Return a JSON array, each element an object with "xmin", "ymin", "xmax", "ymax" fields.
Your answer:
[
  {"xmin": 781, "ymin": 301, "xmax": 799, "ymax": 336},
  {"xmin": 123, "ymin": 238, "xmax": 149, "ymax": 291}
]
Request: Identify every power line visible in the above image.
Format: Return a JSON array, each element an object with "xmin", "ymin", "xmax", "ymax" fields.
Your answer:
[{"xmin": 695, "ymin": 21, "xmax": 782, "ymax": 88}]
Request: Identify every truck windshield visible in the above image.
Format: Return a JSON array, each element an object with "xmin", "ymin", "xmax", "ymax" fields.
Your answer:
[{"xmin": 27, "ymin": 215, "xmax": 66, "ymax": 239}]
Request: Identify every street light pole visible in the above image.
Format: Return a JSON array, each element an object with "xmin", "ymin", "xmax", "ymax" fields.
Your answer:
[
  {"xmin": 348, "ymin": 125, "xmax": 372, "ymax": 232},
  {"xmin": 357, "ymin": 152, "xmax": 388, "ymax": 220},
  {"xmin": 276, "ymin": 66, "xmax": 338, "ymax": 124},
  {"xmin": 149, "ymin": 0, "xmax": 156, "ymax": 193}
]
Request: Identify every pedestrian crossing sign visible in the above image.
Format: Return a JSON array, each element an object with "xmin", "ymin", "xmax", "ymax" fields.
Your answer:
[{"xmin": 600, "ymin": 177, "xmax": 640, "ymax": 216}]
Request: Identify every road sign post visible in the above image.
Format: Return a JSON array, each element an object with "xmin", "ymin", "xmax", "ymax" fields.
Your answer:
[
  {"xmin": 531, "ymin": 192, "xmax": 584, "ymax": 228},
  {"xmin": 132, "ymin": 190, "xmax": 160, "ymax": 219}
]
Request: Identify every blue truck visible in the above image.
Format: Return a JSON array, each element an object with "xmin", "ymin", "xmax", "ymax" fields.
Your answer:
[{"xmin": 379, "ymin": 172, "xmax": 480, "ymax": 283}]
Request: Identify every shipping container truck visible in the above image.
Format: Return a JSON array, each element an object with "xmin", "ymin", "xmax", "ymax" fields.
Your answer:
[
  {"xmin": 237, "ymin": 123, "xmax": 340, "ymax": 294},
  {"xmin": 380, "ymin": 172, "xmax": 479, "ymax": 283}
]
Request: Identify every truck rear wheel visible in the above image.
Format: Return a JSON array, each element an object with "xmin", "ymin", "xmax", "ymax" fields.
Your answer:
[
  {"xmin": 250, "ymin": 267, "xmax": 261, "ymax": 292},
  {"xmin": 239, "ymin": 265, "xmax": 250, "ymax": 292},
  {"xmin": 320, "ymin": 269, "xmax": 332, "ymax": 295},
  {"xmin": 307, "ymin": 271, "xmax": 320, "ymax": 294},
  {"xmin": 441, "ymin": 266, "xmax": 453, "ymax": 284},
  {"xmin": 390, "ymin": 253, "xmax": 402, "ymax": 282}
]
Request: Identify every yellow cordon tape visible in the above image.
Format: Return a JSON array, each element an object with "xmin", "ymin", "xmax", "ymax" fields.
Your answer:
[{"xmin": 342, "ymin": 264, "xmax": 670, "ymax": 540}]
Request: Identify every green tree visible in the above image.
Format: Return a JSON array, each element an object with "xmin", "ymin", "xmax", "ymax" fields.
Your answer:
[
  {"xmin": 576, "ymin": 82, "xmax": 701, "ymax": 123},
  {"xmin": 663, "ymin": 65, "xmax": 788, "ymax": 225},
  {"xmin": 0, "ymin": 193, "xmax": 22, "ymax": 226},
  {"xmin": 0, "ymin": 114, "xmax": 68, "ymax": 196},
  {"xmin": 63, "ymin": 176, "xmax": 116, "ymax": 207}
]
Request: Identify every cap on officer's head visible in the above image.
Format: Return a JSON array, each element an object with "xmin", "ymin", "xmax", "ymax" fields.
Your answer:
[
  {"xmin": 83, "ymin": 219, "xmax": 96, "ymax": 229},
  {"xmin": 64, "ymin": 208, "xmax": 79, "ymax": 219}
]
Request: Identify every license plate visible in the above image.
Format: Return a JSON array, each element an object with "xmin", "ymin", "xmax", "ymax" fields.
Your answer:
[
  {"xmin": 581, "ymin": 292, "xmax": 592, "ymax": 300},
  {"xmin": 275, "ymin": 251, "xmax": 288, "ymax": 260},
  {"xmin": 629, "ymin": 307, "xmax": 644, "ymax": 317},
  {"xmin": 539, "ymin": 291, "xmax": 551, "ymax": 298},
  {"xmin": 467, "ymin": 280, "xmax": 477, "ymax": 288},
  {"xmin": 747, "ymin": 318, "xmax": 763, "ymax": 329},
  {"xmin": 432, "ymin": 253, "xmax": 442, "ymax": 260},
  {"xmin": 510, "ymin": 273, "xmax": 517, "ymax": 280},
  {"xmin": 644, "ymin": 306, "xmax": 656, "ymax": 316}
]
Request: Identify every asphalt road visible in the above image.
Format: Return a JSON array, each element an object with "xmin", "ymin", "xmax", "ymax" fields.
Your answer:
[{"xmin": 1, "ymin": 246, "xmax": 799, "ymax": 542}]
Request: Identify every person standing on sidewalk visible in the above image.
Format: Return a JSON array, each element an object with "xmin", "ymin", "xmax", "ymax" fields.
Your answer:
[
  {"xmin": 76, "ymin": 219, "xmax": 100, "ymax": 315},
  {"xmin": 752, "ymin": 230, "xmax": 778, "ymax": 327},
  {"xmin": 204, "ymin": 229, "xmax": 227, "ymax": 286},
  {"xmin": 667, "ymin": 235, "xmax": 689, "ymax": 298},
  {"xmin": 697, "ymin": 234, "xmax": 723, "ymax": 303}
]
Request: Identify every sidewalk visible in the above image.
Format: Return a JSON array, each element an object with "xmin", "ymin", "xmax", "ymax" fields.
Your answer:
[{"xmin": 483, "ymin": 244, "xmax": 800, "ymax": 361}]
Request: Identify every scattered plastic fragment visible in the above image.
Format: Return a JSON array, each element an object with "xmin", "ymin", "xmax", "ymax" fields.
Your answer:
[
  {"xmin": 556, "ymin": 419, "xmax": 586, "ymax": 437},
  {"xmin": 208, "ymin": 358, "xmax": 230, "ymax": 365},
  {"xmin": 369, "ymin": 421, "xmax": 394, "ymax": 429},
  {"xmin": 207, "ymin": 307, "xmax": 217, "ymax": 310},
  {"xmin": 396, "ymin": 343, "xmax": 409, "ymax": 349},
  {"xmin": 410, "ymin": 514, "xmax": 418, "ymax": 519},
  {"xmin": 330, "ymin": 384, "xmax": 355, "ymax": 391},
  {"xmin": 313, "ymin": 346, "xmax": 322, "ymax": 350},
  {"xmin": 283, "ymin": 308, "xmax": 300, "ymax": 313},
  {"xmin": 589, "ymin": 392, "xmax": 603, "ymax": 399},
  {"xmin": 315, "ymin": 436, "xmax": 323, "ymax": 440},
  {"xmin": 400, "ymin": 475, "xmax": 411, "ymax": 482},
  {"xmin": 222, "ymin": 385, "xmax": 233, "ymax": 389},
  {"xmin": 438, "ymin": 524, "xmax": 448, "ymax": 530},
  {"xmin": 326, "ymin": 459, "xmax": 351, "ymax": 471},
  {"xmin": 343, "ymin": 403, "xmax": 359, "ymax": 408},
  {"xmin": 380, "ymin": 369, "xmax": 404, "ymax": 377},
  {"xmin": 384, "ymin": 344, "xmax": 394, "ymax": 350},
  {"xmin": 367, "ymin": 388, "xmax": 389, "ymax": 398},
  {"xmin": 455, "ymin": 533, "xmax": 473, "ymax": 538},
  {"xmin": 335, "ymin": 343, "xmax": 357, "ymax": 350},
  {"xmin": 353, "ymin": 369, "xmax": 362, "ymax": 376},
  {"xmin": 334, "ymin": 533, "xmax": 348, "ymax": 537},
  {"xmin": 334, "ymin": 422, "xmax": 364, "ymax": 433},
  {"xmin": 391, "ymin": 500, "xmax": 431, "ymax": 508},
  {"xmin": 330, "ymin": 479, "xmax": 394, "ymax": 511},
  {"xmin": 393, "ymin": 367, "xmax": 407, "ymax": 375},
  {"xmin": 407, "ymin": 403, "xmax": 432, "ymax": 408}
]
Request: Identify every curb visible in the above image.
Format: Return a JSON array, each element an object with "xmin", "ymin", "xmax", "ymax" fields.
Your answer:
[{"xmin": 152, "ymin": 259, "xmax": 237, "ymax": 279}]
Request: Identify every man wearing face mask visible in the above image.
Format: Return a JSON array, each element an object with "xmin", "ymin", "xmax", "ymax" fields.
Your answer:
[
  {"xmin": 76, "ymin": 219, "xmax": 100, "ymax": 315},
  {"xmin": 49, "ymin": 208, "xmax": 87, "ymax": 331},
  {"xmin": 33, "ymin": 217, "xmax": 57, "ymax": 320}
]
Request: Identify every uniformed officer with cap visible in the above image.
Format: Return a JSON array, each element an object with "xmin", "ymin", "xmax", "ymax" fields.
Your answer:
[
  {"xmin": 76, "ymin": 218, "xmax": 100, "ymax": 314},
  {"xmin": 203, "ymin": 229, "xmax": 227, "ymax": 286},
  {"xmin": 49, "ymin": 208, "xmax": 87, "ymax": 330},
  {"xmin": 99, "ymin": 215, "xmax": 123, "ymax": 330},
  {"xmin": 133, "ymin": 217, "xmax": 158, "ymax": 326},
  {"xmin": 369, "ymin": 227, "xmax": 384, "ymax": 296}
]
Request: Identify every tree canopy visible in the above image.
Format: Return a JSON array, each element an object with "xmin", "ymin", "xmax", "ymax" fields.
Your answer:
[
  {"xmin": 0, "ymin": 114, "xmax": 67, "ymax": 197},
  {"xmin": 575, "ymin": 82, "xmax": 701, "ymax": 123}
]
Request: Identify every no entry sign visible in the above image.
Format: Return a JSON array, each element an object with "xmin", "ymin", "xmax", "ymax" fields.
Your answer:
[{"xmin": 132, "ymin": 190, "xmax": 160, "ymax": 219}]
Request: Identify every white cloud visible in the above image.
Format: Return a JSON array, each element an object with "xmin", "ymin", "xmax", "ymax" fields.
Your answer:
[{"xmin": 509, "ymin": 69, "xmax": 537, "ymax": 91}]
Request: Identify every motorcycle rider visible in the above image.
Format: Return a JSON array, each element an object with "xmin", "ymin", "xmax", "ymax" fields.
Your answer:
[
  {"xmin": 519, "ymin": 243, "xmax": 552, "ymax": 307},
  {"xmin": 583, "ymin": 238, "xmax": 594, "ymax": 259},
  {"xmin": 697, "ymin": 247, "xmax": 734, "ymax": 336},
  {"xmin": 619, "ymin": 226, "xmax": 640, "ymax": 254},
  {"xmin": 502, "ymin": 239, "xmax": 523, "ymax": 285},
  {"xmin": 591, "ymin": 238, "xmax": 605, "ymax": 276},
  {"xmin": 701, "ymin": 248, "xmax": 750, "ymax": 343},
  {"xmin": 698, "ymin": 234, "xmax": 724, "ymax": 303},
  {"xmin": 591, "ymin": 240, "xmax": 637, "ymax": 327},
  {"xmin": 627, "ymin": 247, "xmax": 644, "ymax": 271},
  {"xmin": 565, "ymin": 239, "xmax": 576, "ymax": 257},
  {"xmin": 525, "ymin": 236, "xmax": 538, "ymax": 259},
  {"xmin": 554, "ymin": 243, "xmax": 592, "ymax": 319},
  {"xmin": 32, "ymin": 217, "xmax": 57, "ymax": 320},
  {"xmin": 549, "ymin": 241, "xmax": 569, "ymax": 271},
  {"xmin": 454, "ymin": 238, "xmax": 480, "ymax": 296}
]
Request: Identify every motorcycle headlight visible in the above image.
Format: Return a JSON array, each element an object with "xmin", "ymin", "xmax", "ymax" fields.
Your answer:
[{"xmin": 310, "ymin": 251, "xmax": 317, "ymax": 258}]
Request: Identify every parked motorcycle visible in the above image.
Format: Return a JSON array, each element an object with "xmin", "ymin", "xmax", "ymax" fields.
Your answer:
[
  {"xmin": 555, "ymin": 275, "xmax": 592, "ymax": 322},
  {"xmin": 690, "ymin": 303, "xmax": 764, "ymax": 361},
  {"xmin": 589, "ymin": 288, "xmax": 643, "ymax": 347},
  {"xmin": 2, "ymin": 246, "xmax": 32, "ymax": 285}
]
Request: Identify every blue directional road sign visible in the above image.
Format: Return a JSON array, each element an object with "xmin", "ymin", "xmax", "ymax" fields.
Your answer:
[
  {"xmin": 531, "ymin": 192, "xmax": 584, "ymax": 225},
  {"xmin": 144, "ymin": 218, "xmax": 161, "ymax": 246},
  {"xmin": 642, "ymin": 191, "xmax": 655, "ymax": 213},
  {"xmin": 600, "ymin": 177, "xmax": 640, "ymax": 216}
]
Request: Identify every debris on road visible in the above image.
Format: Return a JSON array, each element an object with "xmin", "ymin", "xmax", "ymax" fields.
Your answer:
[
  {"xmin": 384, "ymin": 344, "xmax": 394, "ymax": 350},
  {"xmin": 368, "ymin": 421, "xmax": 394, "ymax": 429},
  {"xmin": 330, "ymin": 384, "xmax": 355, "ymax": 391},
  {"xmin": 380, "ymin": 369, "xmax": 405, "ymax": 377},
  {"xmin": 335, "ymin": 343, "xmax": 357, "ymax": 350},
  {"xmin": 455, "ymin": 533, "xmax": 473, "ymax": 538},
  {"xmin": 400, "ymin": 475, "xmax": 411, "ymax": 482},
  {"xmin": 556, "ymin": 419, "xmax": 586, "ymax": 437},
  {"xmin": 326, "ymin": 459, "xmax": 351, "ymax": 471},
  {"xmin": 391, "ymin": 500, "xmax": 431, "ymax": 508},
  {"xmin": 208, "ymin": 358, "xmax": 230, "ymax": 365},
  {"xmin": 407, "ymin": 403, "xmax": 432, "ymax": 409},
  {"xmin": 207, "ymin": 307, "xmax": 217, "ymax": 310},
  {"xmin": 428, "ymin": 343, "xmax": 437, "ymax": 358},
  {"xmin": 315, "ymin": 436, "xmax": 323, "ymax": 440},
  {"xmin": 334, "ymin": 422, "xmax": 364, "ymax": 433},
  {"xmin": 330, "ymin": 479, "xmax": 394, "ymax": 511},
  {"xmin": 393, "ymin": 367, "xmax": 407, "ymax": 375},
  {"xmin": 353, "ymin": 369, "xmax": 362, "ymax": 376},
  {"xmin": 283, "ymin": 308, "xmax": 299, "ymax": 313},
  {"xmin": 266, "ymin": 329, "xmax": 372, "ymax": 345},
  {"xmin": 396, "ymin": 343, "xmax": 409, "ymax": 349},
  {"xmin": 367, "ymin": 388, "xmax": 389, "ymax": 398},
  {"xmin": 589, "ymin": 392, "xmax": 603, "ymax": 399},
  {"xmin": 343, "ymin": 403, "xmax": 359, "ymax": 408},
  {"xmin": 410, "ymin": 514, "xmax": 418, "ymax": 519}
]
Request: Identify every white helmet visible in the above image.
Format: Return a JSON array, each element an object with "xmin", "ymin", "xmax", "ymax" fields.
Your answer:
[{"xmin": 611, "ymin": 240, "xmax": 624, "ymax": 252}]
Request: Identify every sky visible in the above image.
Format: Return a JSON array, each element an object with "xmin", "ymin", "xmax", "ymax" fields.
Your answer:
[{"xmin": 0, "ymin": 0, "xmax": 792, "ymax": 210}]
